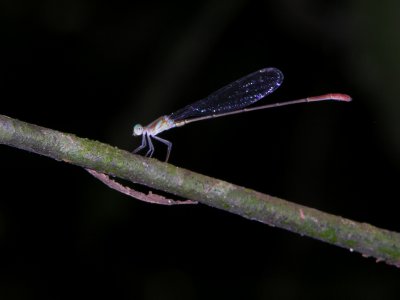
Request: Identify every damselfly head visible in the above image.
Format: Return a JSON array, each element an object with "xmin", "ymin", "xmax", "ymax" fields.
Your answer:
[{"xmin": 133, "ymin": 124, "xmax": 143, "ymax": 136}]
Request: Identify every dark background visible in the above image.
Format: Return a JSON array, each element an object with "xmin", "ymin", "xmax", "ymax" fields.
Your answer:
[{"xmin": 1, "ymin": 0, "xmax": 399, "ymax": 299}]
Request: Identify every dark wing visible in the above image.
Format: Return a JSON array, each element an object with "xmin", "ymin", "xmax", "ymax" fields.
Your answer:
[{"xmin": 169, "ymin": 67, "xmax": 283, "ymax": 121}]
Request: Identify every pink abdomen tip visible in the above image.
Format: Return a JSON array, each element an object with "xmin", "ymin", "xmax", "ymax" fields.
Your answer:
[{"xmin": 308, "ymin": 93, "xmax": 352, "ymax": 102}]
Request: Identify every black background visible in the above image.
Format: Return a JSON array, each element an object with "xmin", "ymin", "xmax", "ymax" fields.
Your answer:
[{"xmin": 1, "ymin": 0, "xmax": 400, "ymax": 299}]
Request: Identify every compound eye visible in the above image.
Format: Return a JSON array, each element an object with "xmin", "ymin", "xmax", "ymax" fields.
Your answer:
[{"xmin": 133, "ymin": 124, "xmax": 143, "ymax": 136}]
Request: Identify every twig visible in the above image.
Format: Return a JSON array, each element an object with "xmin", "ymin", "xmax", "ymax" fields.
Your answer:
[
  {"xmin": 85, "ymin": 168, "xmax": 197, "ymax": 205},
  {"xmin": 0, "ymin": 114, "xmax": 400, "ymax": 267}
]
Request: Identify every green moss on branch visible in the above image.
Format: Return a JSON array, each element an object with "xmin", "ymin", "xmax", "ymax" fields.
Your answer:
[{"xmin": 1, "ymin": 114, "xmax": 400, "ymax": 267}]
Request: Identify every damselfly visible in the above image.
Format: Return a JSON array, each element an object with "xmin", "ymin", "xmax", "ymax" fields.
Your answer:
[{"xmin": 133, "ymin": 67, "xmax": 351, "ymax": 161}]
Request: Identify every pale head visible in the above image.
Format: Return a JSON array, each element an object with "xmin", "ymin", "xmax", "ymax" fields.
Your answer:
[{"xmin": 133, "ymin": 124, "xmax": 144, "ymax": 136}]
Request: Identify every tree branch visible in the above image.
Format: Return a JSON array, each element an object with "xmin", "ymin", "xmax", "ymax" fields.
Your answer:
[{"xmin": 0, "ymin": 114, "xmax": 399, "ymax": 267}]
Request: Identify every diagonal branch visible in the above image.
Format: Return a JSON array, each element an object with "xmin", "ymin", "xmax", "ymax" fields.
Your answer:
[{"xmin": 0, "ymin": 114, "xmax": 400, "ymax": 267}]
